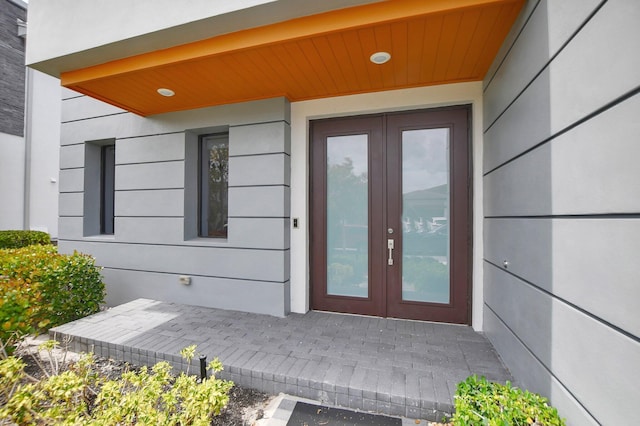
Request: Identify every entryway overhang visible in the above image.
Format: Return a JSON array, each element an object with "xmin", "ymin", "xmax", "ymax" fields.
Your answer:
[{"xmin": 61, "ymin": 0, "xmax": 524, "ymax": 116}]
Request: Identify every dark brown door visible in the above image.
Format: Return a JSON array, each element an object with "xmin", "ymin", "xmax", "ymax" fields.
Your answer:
[{"xmin": 310, "ymin": 106, "xmax": 471, "ymax": 324}]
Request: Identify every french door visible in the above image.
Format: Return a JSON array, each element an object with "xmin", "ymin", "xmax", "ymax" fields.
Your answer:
[{"xmin": 310, "ymin": 106, "xmax": 471, "ymax": 324}]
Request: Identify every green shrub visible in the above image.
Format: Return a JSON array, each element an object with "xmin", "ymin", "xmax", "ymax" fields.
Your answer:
[
  {"xmin": 452, "ymin": 375, "xmax": 565, "ymax": 426},
  {"xmin": 0, "ymin": 245, "xmax": 105, "ymax": 331},
  {"xmin": 0, "ymin": 342, "xmax": 234, "ymax": 426},
  {"xmin": 0, "ymin": 230, "xmax": 50, "ymax": 249},
  {"xmin": 0, "ymin": 278, "xmax": 48, "ymax": 354}
]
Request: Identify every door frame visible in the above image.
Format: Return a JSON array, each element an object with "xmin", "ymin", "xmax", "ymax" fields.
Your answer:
[{"xmin": 309, "ymin": 105, "xmax": 473, "ymax": 324}]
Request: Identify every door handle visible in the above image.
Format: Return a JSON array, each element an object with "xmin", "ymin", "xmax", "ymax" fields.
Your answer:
[{"xmin": 387, "ymin": 239, "xmax": 394, "ymax": 265}]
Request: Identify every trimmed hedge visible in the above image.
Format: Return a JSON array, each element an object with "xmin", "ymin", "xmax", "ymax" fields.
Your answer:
[
  {"xmin": 0, "ymin": 245, "xmax": 105, "ymax": 350},
  {"xmin": 0, "ymin": 230, "xmax": 50, "ymax": 249}
]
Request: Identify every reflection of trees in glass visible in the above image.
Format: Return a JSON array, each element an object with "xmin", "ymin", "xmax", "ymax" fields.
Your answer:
[
  {"xmin": 326, "ymin": 158, "xmax": 368, "ymax": 296},
  {"xmin": 206, "ymin": 141, "xmax": 228, "ymax": 237},
  {"xmin": 402, "ymin": 256, "xmax": 449, "ymax": 303}
]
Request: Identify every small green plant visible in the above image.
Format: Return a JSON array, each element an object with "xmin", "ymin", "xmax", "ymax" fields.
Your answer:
[
  {"xmin": 0, "ymin": 341, "xmax": 233, "ymax": 425},
  {"xmin": 452, "ymin": 375, "xmax": 565, "ymax": 426},
  {"xmin": 0, "ymin": 230, "xmax": 50, "ymax": 249}
]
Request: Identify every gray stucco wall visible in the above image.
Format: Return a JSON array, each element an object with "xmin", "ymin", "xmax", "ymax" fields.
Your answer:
[
  {"xmin": 58, "ymin": 94, "xmax": 291, "ymax": 317},
  {"xmin": 482, "ymin": 1, "xmax": 640, "ymax": 425}
]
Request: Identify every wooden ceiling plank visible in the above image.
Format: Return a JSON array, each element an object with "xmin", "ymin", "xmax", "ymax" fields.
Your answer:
[
  {"xmin": 458, "ymin": 5, "xmax": 503, "ymax": 79},
  {"xmin": 296, "ymin": 38, "xmax": 340, "ymax": 95},
  {"xmin": 420, "ymin": 14, "xmax": 445, "ymax": 83},
  {"xmin": 444, "ymin": 8, "xmax": 482, "ymax": 81},
  {"xmin": 389, "ymin": 21, "xmax": 409, "ymax": 87},
  {"xmin": 356, "ymin": 26, "xmax": 384, "ymax": 90},
  {"xmin": 406, "ymin": 17, "xmax": 426, "ymax": 84},
  {"xmin": 431, "ymin": 12, "xmax": 463, "ymax": 83},
  {"xmin": 472, "ymin": 2, "xmax": 524, "ymax": 77},
  {"xmin": 373, "ymin": 24, "xmax": 397, "ymax": 88}
]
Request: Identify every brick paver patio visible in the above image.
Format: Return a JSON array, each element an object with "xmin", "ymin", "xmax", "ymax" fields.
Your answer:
[{"xmin": 50, "ymin": 298, "xmax": 511, "ymax": 421}]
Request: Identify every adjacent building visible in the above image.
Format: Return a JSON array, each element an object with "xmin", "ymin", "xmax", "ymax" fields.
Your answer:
[
  {"xmin": 25, "ymin": 0, "xmax": 640, "ymax": 424},
  {"xmin": 0, "ymin": 0, "xmax": 61, "ymax": 238}
]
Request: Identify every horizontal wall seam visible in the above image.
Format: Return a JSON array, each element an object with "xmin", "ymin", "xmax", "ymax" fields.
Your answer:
[
  {"xmin": 58, "ymin": 190, "xmax": 83, "ymax": 194},
  {"xmin": 60, "ymin": 166, "xmax": 84, "ymax": 171},
  {"xmin": 229, "ymin": 119, "xmax": 290, "ymax": 128},
  {"xmin": 485, "ymin": 214, "xmax": 640, "ymax": 220},
  {"xmin": 61, "ymin": 111, "xmax": 129, "ymax": 124},
  {"xmin": 228, "ymin": 216, "xmax": 290, "ymax": 219},
  {"xmin": 484, "ymin": 0, "xmax": 607, "ymax": 133},
  {"xmin": 115, "ymin": 215, "xmax": 183, "ymax": 218},
  {"xmin": 58, "ymin": 215, "xmax": 83, "ymax": 218},
  {"xmin": 100, "ymin": 266, "xmax": 289, "ymax": 284},
  {"xmin": 483, "ymin": 0, "xmax": 541, "ymax": 93},
  {"xmin": 228, "ymin": 184, "xmax": 289, "ymax": 189},
  {"xmin": 484, "ymin": 302, "xmax": 599, "ymax": 423},
  {"xmin": 116, "ymin": 131, "xmax": 185, "ymax": 141},
  {"xmin": 115, "ymin": 159, "xmax": 184, "ymax": 166},
  {"xmin": 58, "ymin": 238, "xmax": 290, "ymax": 252},
  {"xmin": 484, "ymin": 85, "xmax": 640, "ymax": 176},
  {"xmin": 60, "ymin": 142, "xmax": 86, "ymax": 147},
  {"xmin": 115, "ymin": 188, "xmax": 184, "ymax": 192},
  {"xmin": 484, "ymin": 259, "xmax": 639, "ymax": 344},
  {"xmin": 62, "ymin": 94, "xmax": 86, "ymax": 101},
  {"xmin": 229, "ymin": 152, "xmax": 290, "ymax": 158}
]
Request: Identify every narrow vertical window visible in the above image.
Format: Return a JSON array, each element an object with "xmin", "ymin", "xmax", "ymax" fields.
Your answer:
[
  {"xmin": 199, "ymin": 133, "xmax": 229, "ymax": 238},
  {"xmin": 100, "ymin": 144, "xmax": 115, "ymax": 235}
]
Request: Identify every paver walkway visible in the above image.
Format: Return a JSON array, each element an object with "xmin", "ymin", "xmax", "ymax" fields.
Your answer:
[{"xmin": 50, "ymin": 298, "xmax": 511, "ymax": 421}]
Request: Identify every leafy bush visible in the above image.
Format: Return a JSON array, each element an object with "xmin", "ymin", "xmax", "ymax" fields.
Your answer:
[
  {"xmin": 0, "ymin": 278, "xmax": 48, "ymax": 355},
  {"xmin": 0, "ymin": 230, "xmax": 50, "ymax": 249},
  {"xmin": 0, "ymin": 245, "xmax": 105, "ymax": 332},
  {"xmin": 0, "ymin": 342, "xmax": 233, "ymax": 426},
  {"xmin": 452, "ymin": 375, "xmax": 565, "ymax": 426}
]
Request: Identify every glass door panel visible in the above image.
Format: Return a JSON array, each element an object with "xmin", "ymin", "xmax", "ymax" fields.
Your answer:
[
  {"xmin": 401, "ymin": 129, "xmax": 450, "ymax": 303},
  {"xmin": 326, "ymin": 135, "xmax": 369, "ymax": 298}
]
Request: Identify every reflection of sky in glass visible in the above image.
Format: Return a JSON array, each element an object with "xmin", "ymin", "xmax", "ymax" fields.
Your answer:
[
  {"xmin": 402, "ymin": 129, "xmax": 449, "ymax": 194},
  {"xmin": 327, "ymin": 135, "xmax": 368, "ymax": 176}
]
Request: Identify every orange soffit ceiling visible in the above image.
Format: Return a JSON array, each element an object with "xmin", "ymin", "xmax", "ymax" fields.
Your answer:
[{"xmin": 61, "ymin": 0, "xmax": 525, "ymax": 116}]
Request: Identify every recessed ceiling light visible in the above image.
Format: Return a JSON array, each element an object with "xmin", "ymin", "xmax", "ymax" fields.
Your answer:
[
  {"xmin": 370, "ymin": 51, "xmax": 391, "ymax": 65},
  {"xmin": 157, "ymin": 88, "xmax": 175, "ymax": 97}
]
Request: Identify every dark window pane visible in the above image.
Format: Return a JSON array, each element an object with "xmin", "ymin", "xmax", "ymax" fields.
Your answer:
[
  {"xmin": 100, "ymin": 144, "xmax": 115, "ymax": 235},
  {"xmin": 199, "ymin": 134, "xmax": 228, "ymax": 238}
]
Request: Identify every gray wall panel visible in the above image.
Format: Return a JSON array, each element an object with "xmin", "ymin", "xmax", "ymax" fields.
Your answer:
[
  {"xmin": 59, "ymin": 240, "xmax": 289, "ymax": 283},
  {"xmin": 58, "ymin": 95, "xmax": 291, "ymax": 316},
  {"xmin": 59, "ymin": 144, "xmax": 85, "ymax": 169},
  {"xmin": 483, "ymin": 1, "xmax": 640, "ymax": 423},
  {"xmin": 484, "ymin": 0, "xmax": 640, "ymax": 172},
  {"xmin": 227, "ymin": 217, "xmax": 290, "ymax": 249},
  {"xmin": 115, "ymin": 217, "xmax": 184, "ymax": 244},
  {"xmin": 228, "ymin": 186, "xmax": 290, "ymax": 218},
  {"xmin": 116, "ymin": 133, "xmax": 185, "ymax": 164},
  {"xmin": 115, "ymin": 189, "xmax": 184, "ymax": 217},
  {"xmin": 230, "ymin": 121, "xmax": 291, "ymax": 156},
  {"xmin": 101, "ymin": 268, "xmax": 289, "ymax": 317},
  {"xmin": 484, "ymin": 0, "xmax": 602, "ymax": 128},
  {"xmin": 484, "ymin": 263, "xmax": 640, "ymax": 425},
  {"xmin": 62, "ymin": 95, "xmax": 126, "ymax": 123},
  {"xmin": 61, "ymin": 97, "xmax": 289, "ymax": 146},
  {"xmin": 58, "ymin": 217, "xmax": 83, "ymax": 239},
  {"xmin": 58, "ymin": 168, "xmax": 84, "ymax": 192},
  {"xmin": 485, "ymin": 218, "xmax": 640, "ymax": 337},
  {"xmin": 229, "ymin": 154, "xmax": 290, "ymax": 187},
  {"xmin": 58, "ymin": 192, "xmax": 83, "ymax": 217},
  {"xmin": 483, "ymin": 308, "xmax": 599, "ymax": 426},
  {"xmin": 115, "ymin": 161, "xmax": 184, "ymax": 190},
  {"xmin": 485, "ymin": 93, "xmax": 640, "ymax": 216}
]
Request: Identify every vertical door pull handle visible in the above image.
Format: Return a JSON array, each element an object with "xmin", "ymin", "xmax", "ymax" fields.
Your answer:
[{"xmin": 387, "ymin": 239, "xmax": 394, "ymax": 265}]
